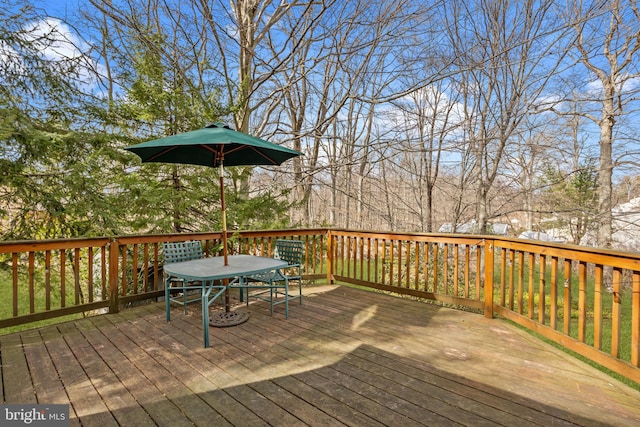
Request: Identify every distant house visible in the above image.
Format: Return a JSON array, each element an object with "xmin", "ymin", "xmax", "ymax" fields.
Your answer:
[
  {"xmin": 518, "ymin": 231, "xmax": 565, "ymax": 243},
  {"xmin": 491, "ymin": 223, "xmax": 509, "ymax": 235},
  {"xmin": 611, "ymin": 197, "xmax": 640, "ymax": 252},
  {"xmin": 438, "ymin": 220, "xmax": 510, "ymax": 236}
]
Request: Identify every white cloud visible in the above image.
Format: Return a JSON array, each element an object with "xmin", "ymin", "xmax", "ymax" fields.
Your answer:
[
  {"xmin": 24, "ymin": 17, "xmax": 87, "ymax": 61},
  {"xmin": 19, "ymin": 17, "xmax": 107, "ymax": 94},
  {"xmin": 585, "ymin": 77, "xmax": 603, "ymax": 95}
]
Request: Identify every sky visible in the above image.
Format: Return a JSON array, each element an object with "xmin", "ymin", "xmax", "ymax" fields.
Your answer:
[
  {"xmin": 3, "ymin": 1, "xmax": 110, "ymax": 96},
  {"xmin": 33, "ymin": 0, "xmax": 79, "ymax": 20}
]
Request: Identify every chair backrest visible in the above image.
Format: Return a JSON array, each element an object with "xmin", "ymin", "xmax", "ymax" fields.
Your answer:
[
  {"xmin": 275, "ymin": 239, "xmax": 303, "ymax": 267},
  {"xmin": 162, "ymin": 241, "xmax": 203, "ymax": 264}
]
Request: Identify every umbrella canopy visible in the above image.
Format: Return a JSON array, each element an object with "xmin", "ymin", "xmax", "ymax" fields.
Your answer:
[
  {"xmin": 125, "ymin": 123, "xmax": 302, "ymax": 266},
  {"xmin": 125, "ymin": 123, "xmax": 302, "ymax": 168}
]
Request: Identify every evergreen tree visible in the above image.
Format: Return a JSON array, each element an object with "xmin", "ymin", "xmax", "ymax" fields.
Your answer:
[
  {"xmin": 0, "ymin": 2, "xmax": 128, "ymax": 239},
  {"xmin": 539, "ymin": 161, "xmax": 598, "ymax": 245}
]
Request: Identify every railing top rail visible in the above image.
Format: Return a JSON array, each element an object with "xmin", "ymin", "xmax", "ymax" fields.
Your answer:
[
  {"xmin": 0, "ymin": 237, "xmax": 111, "ymax": 253},
  {"xmin": 116, "ymin": 232, "xmax": 223, "ymax": 245},
  {"xmin": 496, "ymin": 239, "xmax": 640, "ymax": 267},
  {"xmin": 329, "ymin": 229, "xmax": 487, "ymax": 245},
  {"xmin": 114, "ymin": 228, "xmax": 331, "ymax": 245},
  {"xmin": 328, "ymin": 228, "xmax": 640, "ymax": 262}
]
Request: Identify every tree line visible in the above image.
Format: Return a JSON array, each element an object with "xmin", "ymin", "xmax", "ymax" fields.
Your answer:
[{"xmin": 1, "ymin": 0, "xmax": 640, "ymax": 250}]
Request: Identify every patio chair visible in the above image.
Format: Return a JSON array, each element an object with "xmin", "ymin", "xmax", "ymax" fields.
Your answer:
[
  {"xmin": 245, "ymin": 239, "xmax": 304, "ymax": 318},
  {"xmin": 162, "ymin": 240, "xmax": 204, "ymax": 314}
]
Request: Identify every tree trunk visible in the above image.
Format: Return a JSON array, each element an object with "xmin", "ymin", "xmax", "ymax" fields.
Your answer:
[{"xmin": 597, "ymin": 91, "xmax": 615, "ymax": 248}]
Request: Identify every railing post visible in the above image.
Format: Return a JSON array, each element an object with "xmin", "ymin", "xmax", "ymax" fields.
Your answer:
[
  {"xmin": 483, "ymin": 239, "xmax": 494, "ymax": 318},
  {"xmin": 327, "ymin": 231, "xmax": 334, "ymax": 284},
  {"xmin": 109, "ymin": 238, "xmax": 120, "ymax": 314},
  {"xmin": 633, "ymin": 272, "xmax": 640, "ymax": 367}
]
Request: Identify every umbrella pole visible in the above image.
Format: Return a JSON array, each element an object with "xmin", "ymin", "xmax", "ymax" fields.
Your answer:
[
  {"xmin": 219, "ymin": 162, "xmax": 232, "ymax": 313},
  {"xmin": 220, "ymin": 162, "xmax": 228, "ymax": 266}
]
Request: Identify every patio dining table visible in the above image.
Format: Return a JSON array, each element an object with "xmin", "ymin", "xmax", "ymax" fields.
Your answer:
[{"xmin": 163, "ymin": 254, "xmax": 289, "ymax": 347}]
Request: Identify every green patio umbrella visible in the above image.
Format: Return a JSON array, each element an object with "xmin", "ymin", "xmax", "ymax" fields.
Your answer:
[{"xmin": 125, "ymin": 123, "xmax": 303, "ymax": 266}]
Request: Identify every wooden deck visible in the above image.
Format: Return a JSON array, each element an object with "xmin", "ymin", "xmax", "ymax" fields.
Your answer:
[{"xmin": 2, "ymin": 285, "xmax": 640, "ymax": 427}]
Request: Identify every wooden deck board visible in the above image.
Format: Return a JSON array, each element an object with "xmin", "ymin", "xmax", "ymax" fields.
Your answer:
[
  {"xmin": 288, "ymin": 291, "xmax": 575, "ymax": 426},
  {"xmin": 38, "ymin": 322, "xmax": 115, "ymax": 427},
  {"xmin": 2, "ymin": 285, "xmax": 640, "ymax": 426},
  {"xmin": 99, "ymin": 312, "xmax": 230, "ymax": 427},
  {"xmin": 2, "ymin": 333, "xmax": 37, "ymax": 404},
  {"xmin": 76, "ymin": 318, "xmax": 160, "ymax": 427},
  {"xmin": 245, "ymin": 292, "xmax": 548, "ymax": 427},
  {"xmin": 20, "ymin": 330, "xmax": 68, "ymax": 406}
]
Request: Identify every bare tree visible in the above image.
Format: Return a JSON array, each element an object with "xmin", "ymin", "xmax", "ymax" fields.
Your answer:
[
  {"xmin": 444, "ymin": 0, "xmax": 562, "ymax": 233},
  {"xmin": 501, "ymin": 116, "xmax": 555, "ymax": 232},
  {"xmin": 273, "ymin": 0, "xmax": 435, "ymax": 226},
  {"xmin": 559, "ymin": 0, "xmax": 640, "ymax": 247},
  {"xmin": 387, "ymin": 83, "xmax": 461, "ymax": 232},
  {"xmin": 196, "ymin": 0, "xmax": 329, "ymax": 199}
]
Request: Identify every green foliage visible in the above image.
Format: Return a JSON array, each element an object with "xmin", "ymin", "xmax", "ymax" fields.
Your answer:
[
  {"xmin": 0, "ymin": 3, "xmax": 126, "ymax": 238},
  {"xmin": 227, "ymin": 190, "xmax": 293, "ymax": 230},
  {"xmin": 0, "ymin": 2, "xmax": 293, "ymax": 239},
  {"xmin": 1, "ymin": 65, "xmax": 140, "ymax": 239},
  {"xmin": 538, "ymin": 160, "xmax": 598, "ymax": 244}
]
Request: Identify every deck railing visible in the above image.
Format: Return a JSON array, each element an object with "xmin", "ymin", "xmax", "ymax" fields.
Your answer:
[
  {"xmin": 329, "ymin": 229, "xmax": 640, "ymax": 384},
  {"xmin": 1, "ymin": 228, "xmax": 639, "ymax": 384},
  {"xmin": 0, "ymin": 229, "xmax": 328, "ymax": 327}
]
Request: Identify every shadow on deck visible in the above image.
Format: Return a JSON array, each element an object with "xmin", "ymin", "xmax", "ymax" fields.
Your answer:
[{"xmin": 2, "ymin": 285, "xmax": 639, "ymax": 426}]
